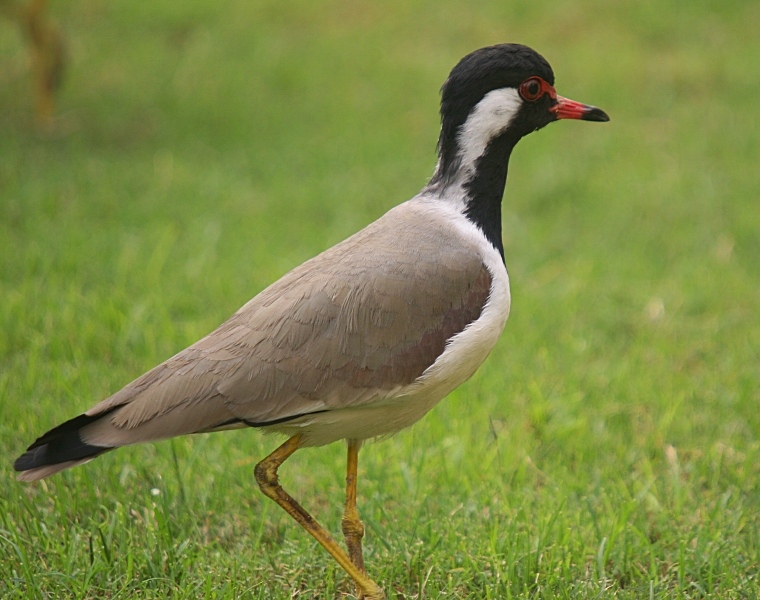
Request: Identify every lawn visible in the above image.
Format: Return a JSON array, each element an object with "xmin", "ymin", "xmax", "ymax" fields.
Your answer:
[{"xmin": 1, "ymin": 0, "xmax": 759, "ymax": 598}]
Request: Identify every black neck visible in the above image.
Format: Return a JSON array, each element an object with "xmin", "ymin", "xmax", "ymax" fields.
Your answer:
[{"xmin": 426, "ymin": 133, "xmax": 517, "ymax": 262}]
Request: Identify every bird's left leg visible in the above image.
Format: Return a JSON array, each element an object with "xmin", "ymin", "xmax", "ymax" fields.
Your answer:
[
  {"xmin": 342, "ymin": 439, "xmax": 367, "ymax": 574},
  {"xmin": 254, "ymin": 435, "xmax": 385, "ymax": 600}
]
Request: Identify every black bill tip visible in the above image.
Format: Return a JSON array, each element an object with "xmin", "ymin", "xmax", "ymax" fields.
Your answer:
[{"xmin": 581, "ymin": 106, "xmax": 610, "ymax": 122}]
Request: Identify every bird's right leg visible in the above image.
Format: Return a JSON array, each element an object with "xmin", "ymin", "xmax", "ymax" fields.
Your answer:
[
  {"xmin": 254, "ymin": 435, "xmax": 385, "ymax": 600},
  {"xmin": 342, "ymin": 439, "xmax": 367, "ymax": 574}
]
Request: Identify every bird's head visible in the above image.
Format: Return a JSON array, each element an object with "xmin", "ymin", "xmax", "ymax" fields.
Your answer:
[{"xmin": 433, "ymin": 43, "xmax": 609, "ymax": 185}]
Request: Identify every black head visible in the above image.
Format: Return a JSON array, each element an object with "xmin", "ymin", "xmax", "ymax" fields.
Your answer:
[
  {"xmin": 440, "ymin": 44, "xmax": 554, "ymax": 147},
  {"xmin": 434, "ymin": 44, "xmax": 609, "ymax": 182}
]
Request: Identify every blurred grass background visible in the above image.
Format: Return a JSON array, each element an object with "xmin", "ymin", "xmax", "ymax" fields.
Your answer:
[{"xmin": 1, "ymin": 0, "xmax": 759, "ymax": 598}]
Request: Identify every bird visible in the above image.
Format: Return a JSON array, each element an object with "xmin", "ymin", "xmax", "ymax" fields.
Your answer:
[{"xmin": 14, "ymin": 43, "xmax": 609, "ymax": 599}]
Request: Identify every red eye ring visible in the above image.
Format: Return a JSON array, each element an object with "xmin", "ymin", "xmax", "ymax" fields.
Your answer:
[{"xmin": 519, "ymin": 76, "xmax": 556, "ymax": 102}]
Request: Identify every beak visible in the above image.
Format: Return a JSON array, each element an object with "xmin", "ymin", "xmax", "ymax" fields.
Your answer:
[{"xmin": 552, "ymin": 95, "xmax": 609, "ymax": 122}]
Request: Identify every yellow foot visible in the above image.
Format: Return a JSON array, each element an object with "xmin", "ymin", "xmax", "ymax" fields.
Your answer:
[{"xmin": 357, "ymin": 580, "xmax": 385, "ymax": 600}]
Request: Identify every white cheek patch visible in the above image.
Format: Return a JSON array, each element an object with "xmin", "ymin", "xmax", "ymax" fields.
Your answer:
[{"xmin": 457, "ymin": 88, "xmax": 522, "ymax": 174}]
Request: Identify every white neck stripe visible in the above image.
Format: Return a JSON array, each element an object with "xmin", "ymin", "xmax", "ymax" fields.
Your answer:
[{"xmin": 456, "ymin": 87, "xmax": 522, "ymax": 179}]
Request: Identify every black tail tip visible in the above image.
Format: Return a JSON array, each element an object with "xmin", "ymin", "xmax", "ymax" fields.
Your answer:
[{"xmin": 14, "ymin": 411, "xmax": 115, "ymax": 479}]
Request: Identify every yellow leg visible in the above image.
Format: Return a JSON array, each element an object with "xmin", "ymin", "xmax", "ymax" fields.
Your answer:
[
  {"xmin": 254, "ymin": 435, "xmax": 385, "ymax": 600},
  {"xmin": 342, "ymin": 439, "xmax": 367, "ymax": 575}
]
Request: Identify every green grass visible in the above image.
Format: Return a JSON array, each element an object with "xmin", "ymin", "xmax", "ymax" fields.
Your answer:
[{"xmin": 1, "ymin": 0, "xmax": 759, "ymax": 597}]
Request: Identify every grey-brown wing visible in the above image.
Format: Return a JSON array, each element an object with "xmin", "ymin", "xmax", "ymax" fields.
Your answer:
[{"xmin": 79, "ymin": 207, "xmax": 492, "ymax": 446}]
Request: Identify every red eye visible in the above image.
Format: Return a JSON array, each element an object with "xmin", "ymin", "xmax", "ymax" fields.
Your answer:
[{"xmin": 519, "ymin": 77, "xmax": 548, "ymax": 102}]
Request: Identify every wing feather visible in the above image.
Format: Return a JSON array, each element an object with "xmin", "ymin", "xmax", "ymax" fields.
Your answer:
[{"xmin": 76, "ymin": 202, "xmax": 493, "ymax": 448}]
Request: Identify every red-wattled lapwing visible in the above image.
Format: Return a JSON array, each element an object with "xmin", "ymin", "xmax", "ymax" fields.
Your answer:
[{"xmin": 15, "ymin": 43, "xmax": 609, "ymax": 599}]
